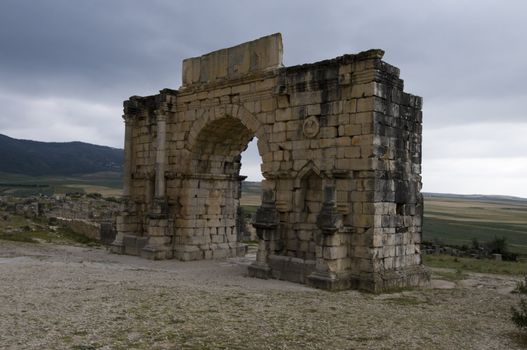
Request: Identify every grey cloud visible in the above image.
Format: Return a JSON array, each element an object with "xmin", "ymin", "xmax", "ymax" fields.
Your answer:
[
  {"xmin": 0, "ymin": 0, "xmax": 525, "ymax": 195},
  {"xmin": 423, "ymin": 122, "xmax": 527, "ymax": 159},
  {"xmin": 2, "ymin": 0, "xmax": 526, "ymax": 105},
  {"xmin": 422, "ymin": 157, "xmax": 527, "ymax": 197}
]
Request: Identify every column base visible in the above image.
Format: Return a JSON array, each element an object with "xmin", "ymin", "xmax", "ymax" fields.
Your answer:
[
  {"xmin": 307, "ymin": 272, "xmax": 352, "ymax": 291},
  {"xmin": 109, "ymin": 241, "xmax": 125, "ymax": 254},
  {"xmin": 141, "ymin": 245, "xmax": 169, "ymax": 260},
  {"xmin": 350, "ymin": 265, "xmax": 431, "ymax": 293},
  {"xmin": 248, "ymin": 263, "xmax": 272, "ymax": 279}
]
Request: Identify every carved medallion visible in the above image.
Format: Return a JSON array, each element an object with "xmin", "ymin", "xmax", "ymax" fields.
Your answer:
[{"xmin": 302, "ymin": 116, "xmax": 320, "ymax": 138}]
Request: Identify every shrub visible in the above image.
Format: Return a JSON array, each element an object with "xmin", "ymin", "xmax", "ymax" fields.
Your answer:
[
  {"xmin": 486, "ymin": 236, "xmax": 508, "ymax": 255},
  {"xmin": 514, "ymin": 279, "xmax": 527, "ymax": 294},
  {"xmin": 512, "ymin": 278, "xmax": 527, "ymax": 331},
  {"xmin": 471, "ymin": 238, "xmax": 481, "ymax": 250},
  {"xmin": 512, "ymin": 299, "xmax": 527, "ymax": 330},
  {"xmin": 485, "ymin": 236, "xmax": 519, "ymax": 261},
  {"xmin": 104, "ymin": 196, "xmax": 121, "ymax": 203}
]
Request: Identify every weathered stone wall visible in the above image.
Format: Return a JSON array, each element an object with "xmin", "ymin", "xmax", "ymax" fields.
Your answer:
[
  {"xmin": 57, "ymin": 218, "xmax": 100, "ymax": 241},
  {"xmin": 113, "ymin": 33, "xmax": 429, "ymax": 292},
  {"xmin": 0, "ymin": 194, "xmax": 119, "ymax": 244},
  {"xmin": 368, "ymin": 74, "xmax": 427, "ymax": 292}
]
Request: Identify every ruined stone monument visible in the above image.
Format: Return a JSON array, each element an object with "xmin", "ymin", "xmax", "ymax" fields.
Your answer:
[{"xmin": 112, "ymin": 33, "xmax": 429, "ymax": 292}]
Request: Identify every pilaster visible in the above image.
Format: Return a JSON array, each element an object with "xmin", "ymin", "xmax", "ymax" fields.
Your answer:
[{"xmin": 248, "ymin": 189, "xmax": 280, "ymax": 279}]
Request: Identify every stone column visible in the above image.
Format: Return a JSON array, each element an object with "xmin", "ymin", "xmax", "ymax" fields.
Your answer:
[
  {"xmin": 155, "ymin": 112, "xmax": 167, "ymax": 200},
  {"xmin": 111, "ymin": 114, "xmax": 137, "ymax": 254},
  {"xmin": 248, "ymin": 189, "xmax": 280, "ymax": 279},
  {"xmin": 122, "ymin": 115, "xmax": 133, "ymax": 197},
  {"xmin": 307, "ymin": 185, "xmax": 348, "ymax": 290},
  {"xmin": 142, "ymin": 111, "xmax": 170, "ymax": 259}
]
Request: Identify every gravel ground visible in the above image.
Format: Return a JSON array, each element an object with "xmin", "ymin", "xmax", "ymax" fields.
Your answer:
[{"xmin": 1, "ymin": 241, "xmax": 526, "ymax": 350}]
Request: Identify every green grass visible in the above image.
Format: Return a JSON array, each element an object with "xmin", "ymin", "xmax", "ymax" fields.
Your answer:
[
  {"xmin": 241, "ymin": 181, "xmax": 262, "ymax": 196},
  {"xmin": 0, "ymin": 171, "xmax": 122, "ymax": 197},
  {"xmin": 240, "ymin": 205, "xmax": 258, "ymax": 217},
  {"xmin": 432, "ymin": 269, "xmax": 468, "ymax": 282},
  {"xmin": 0, "ymin": 228, "xmax": 98, "ymax": 245},
  {"xmin": 0, "ymin": 228, "xmax": 97, "ymax": 245},
  {"xmin": 0, "ymin": 215, "xmax": 98, "ymax": 245},
  {"xmin": 424, "ymin": 254, "xmax": 527, "ymax": 276},
  {"xmin": 0, "ymin": 233, "xmax": 38, "ymax": 243},
  {"xmin": 423, "ymin": 196, "xmax": 527, "ymax": 254},
  {"xmin": 423, "ymin": 216, "xmax": 527, "ymax": 254}
]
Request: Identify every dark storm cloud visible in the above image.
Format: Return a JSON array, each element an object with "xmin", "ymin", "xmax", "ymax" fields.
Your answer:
[
  {"xmin": 0, "ymin": 0, "xmax": 526, "ymax": 195},
  {"xmin": 2, "ymin": 0, "xmax": 526, "ymax": 117},
  {"xmin": 0, "ymin": 1, "xmax": 178, "ymax": 100}
]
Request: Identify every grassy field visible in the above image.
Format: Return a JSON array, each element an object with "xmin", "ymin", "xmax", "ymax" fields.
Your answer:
[
  {"xmin": 0, "ymin": 171, "xmax": 122, "ymax": 197},
  {"xmin": 240, "ymin": 181, "xmax": 262, "ymax": 217},
  {"xmin": 3, "ymin": 174, "xmax": 527, "ymax": 255},
  {"xmin": 424, "ymin": 254, "xmax": 527, "ymax": 276},
  {"xmin": 0, "ymin": 215, "xmax": 97, "ymax": 245},
  {"xmin": 424, "ymin": 196, "xmax": 527, "ymax": 254}
]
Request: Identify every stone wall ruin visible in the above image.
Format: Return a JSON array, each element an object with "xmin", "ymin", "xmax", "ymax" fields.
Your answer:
[{"xmin": 112, "ymin": 33, "xmax": 430, "ymax": 292}]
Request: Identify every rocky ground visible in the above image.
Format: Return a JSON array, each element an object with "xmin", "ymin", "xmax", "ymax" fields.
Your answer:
[{"xmin": 1, "ymin": 241, "xmax": 526, "ymax": 350}]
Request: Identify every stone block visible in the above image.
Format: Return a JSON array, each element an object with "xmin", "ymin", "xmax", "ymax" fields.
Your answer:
[
  {"xmin": 275, "ymin": 108, "xmax": 292, "ymax": 121},
  {"xmin": 343, "ymin": 100, "xmax": 357, "ymax": 113},
  {"xmin": 261, "ymin": 98, "xmax": 277, "ymax": 112},
  {"xmin": 212, "ymin": 248, "xmax": 228, "ymax": 259},
  {"xmin": 290, "ymin": 91, "xmax": 323, "ymax": 106},
  {"xmin": 327, "ymin": 258, "xmax": 351, "ymax": 272},
  {"xmin": 307, "ymin": 104, "xmax": 321, "ymax": 115},
  {"xmin": 323, "ymin": 246, "xmax": 348, "ymax": 259},
  {"xmin": 343, "ymin": 124, "xmax": 362, "ymax": 136},
  {"xmin": 272, "ymin": 122, "xmax": 286, "ymax": 133},
  {"xmin": 182, "ymin": 33, "xmax": 283, "ymax": 86},
  {"xmin": 123, "ymin": 235, "xmax": 148, "ymax": 256}
]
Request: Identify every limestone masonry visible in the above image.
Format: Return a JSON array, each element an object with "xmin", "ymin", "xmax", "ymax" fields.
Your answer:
[{"xmin": 112, "ymin": 33, "xmax": 430, "ymax": 292}]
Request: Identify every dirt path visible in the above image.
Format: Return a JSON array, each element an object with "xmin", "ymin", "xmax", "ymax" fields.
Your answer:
[{"xmin": 1, "ymin": 241, "xmax": 526, "ymax": 350}]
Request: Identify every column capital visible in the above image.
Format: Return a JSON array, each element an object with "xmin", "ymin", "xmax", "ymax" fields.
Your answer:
[
  {"xmin": 154, "ymin": 110, "xmax": 167, "ymax": 122},
  {"xmin": 122, "ymin": 114, "xmax": 135, "ymax": 125}
]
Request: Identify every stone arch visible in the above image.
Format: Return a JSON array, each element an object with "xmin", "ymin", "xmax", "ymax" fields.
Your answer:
[
  {"xmin": 189, "ymin": 116, "xmax": 254, "ymax": 176},
  {"xmin": 115, "ymin": 33, "xmax": 429, "ymax": 292},
  {"xmin": 170, "ymin": 104, "xmax": 270, "ymax": 262},
  {"xmin": 187, "ymin": 104, "xmax": 270, "ymax": 159}
]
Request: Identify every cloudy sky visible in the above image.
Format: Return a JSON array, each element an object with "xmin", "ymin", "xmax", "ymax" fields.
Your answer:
[{"xmin": 0, "ymin": 0, "xmax": 526, "ymax": 197}]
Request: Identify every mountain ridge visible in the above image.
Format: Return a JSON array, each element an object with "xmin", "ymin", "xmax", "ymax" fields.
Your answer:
[{"xmin": 0, "ymin": 134, "xmax": 123, "ymax": 176}]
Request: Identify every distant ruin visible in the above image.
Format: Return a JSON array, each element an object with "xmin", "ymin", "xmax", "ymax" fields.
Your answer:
[{"xmin": 112, "ymin": 33, "xmax": 429, "ymax": 292}]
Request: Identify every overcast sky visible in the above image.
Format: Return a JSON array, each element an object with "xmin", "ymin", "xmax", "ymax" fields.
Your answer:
[{"xmin": 0, "ymin": 0, "xmax": 526, "ymax": 197}]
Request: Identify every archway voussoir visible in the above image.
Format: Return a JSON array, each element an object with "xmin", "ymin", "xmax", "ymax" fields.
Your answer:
[
  {"xmin": 224, "ymin": 104, "xmax": 233, "ymax": 117},
  {"xmin": 231, "ymin": 104, "xmax": 240, "ymax": 118}
]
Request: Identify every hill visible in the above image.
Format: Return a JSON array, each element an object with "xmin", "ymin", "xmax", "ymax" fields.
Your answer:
[
  {"xmin": 0, "ymin": 134, "xmax": 123, "ymax": 176},
  {"xmin": 424, "ymin": 192, "xmax": 527, "ymax": 204},
  {"xmin": 423, "ymin": 196, "xmax": 527, "ymax": 254}
]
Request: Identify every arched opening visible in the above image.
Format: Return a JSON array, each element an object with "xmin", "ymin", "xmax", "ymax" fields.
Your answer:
[
  {"xmin": 191, "ymin": 117, "xmax": 255, "ymax": 176},
  {"xmin": 180, "ymin": 116, "xmax": 264, "ymax": 260},
  {"xmin": 239, "ymin": 138, "xmax": 263, "ymax": 182},
  {"xmin": 238, "ymin": 137, "xmax": 263, "ymax": 243}
]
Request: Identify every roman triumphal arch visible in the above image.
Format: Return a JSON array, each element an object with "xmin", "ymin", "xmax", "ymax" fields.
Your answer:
[{"xmin": 111, "ymin": 33, "xmax": 430, "ymax": 292}]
